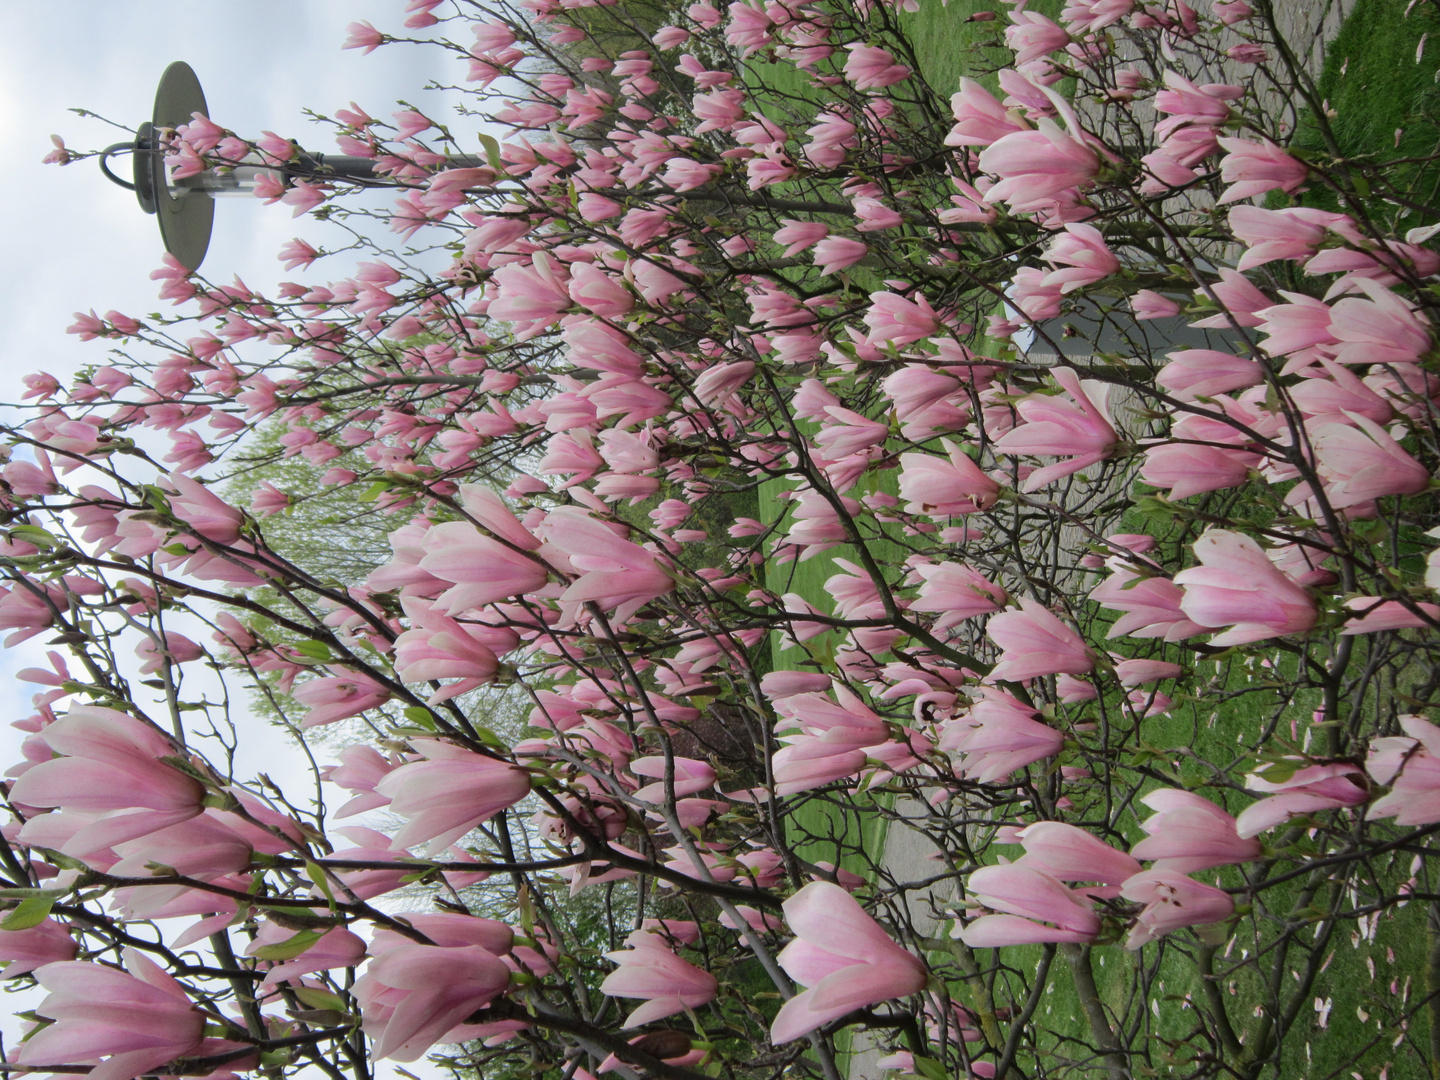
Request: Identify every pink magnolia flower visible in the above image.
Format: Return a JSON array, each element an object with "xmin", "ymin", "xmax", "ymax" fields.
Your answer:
[
  {"xmin": 393, "ymin": 601, "xmax": 510, "ymax": 704},
  {"xmin": 1090, "ymin": 559, "xmax": 1205, "ymax": 641},
  {"xmin": 1041, "ymin": 224, "xmax": 1120, "ymax": 293},
  {"xmin": 292, "ymin": 671, "xmax": 392, "ymax": 729},
  {"xmin": 863, "ymin": 291, "xmax": 941, "ymax": 348},
  {"xmin": 1340, "ymin": 596, "xmax": 1440, "ymax": 634},
  {"xmin": 770, "ymin": 881, "xmax": 926, "ymax": 1044},
  {"xmin": 843, "ymin": 45, "xmax": 911, "ymax": 90},
  {"xmin": 773, "ymin": 220, "xmax": 829, "ymax": 256},
  {"xmin": 986, "ymin": 598, "xmax": 1094, "ymax": 682},
  {"xmin": 1120, "ymin": 870, "xmax": 1234, "ymax": 948},
  {"xmin": 600, "ymin": 930, "xmax": 718, "ymax": 1026},
  {"xmin": 1367, "ymin": 715, "xmax": 1440, "ymax": 824},
  {"xmin": 630, "ymin": 756, "xmax": 717, "ymax": 803},
  {"xmin": 978, "ymin": 120, "xmax": 1100, "ymax": 213},
  {"xmin": 343, "ymin": 20, "xmax": 386, "ymax": 53},
  {"xmin": 567, "ymin": 262, "xmax": 633, "ymax": 317},
  {"xmin": 10, "ymin": 706, "xmax": 206, "ymax": 848},
  {"xmin": 910, "ymin": 562, "xmax": 1007, "ymax": 631},
  {"xmin": 947, "ymin": 79, "xmax": 1028, "ymax": 147},
  {"xmin": 539, "ymin": 506, "xmax": 675, "ymax": 624},
  {"xmin": 1234, "ymin": 761, "xmax": 1368, "ymax": 837},
  {"xmin": 939, "ymin": 689, "xmax": 1064, "ymax": 782},
  {"xmin": 1141, "ymin": 442, "xmax": 1262, "ymax": 500},
  {"xmin": 375, "ymin": 740, "xmax": 532, "ymax": 852},
  {"xmin": 1328, "ymin": 277, "xmax": 1432, "ymax": 366},
  {"xmin": 992, "ymin": 368, "xmax": 1117, "ymax": 491},
  {"xmin": 0, "ymin": 918, "xmax": 77, "ymax": 976},
  {"xmin": 19, "ymin": 949, "xmax": 207, "ymax": 1080},
  {"xmin": 418, "ymin": 521, "xmax": 551, "ymax": 614},
  {"xmin": 1011, "ymin": 822, "xmax": 1142, "ymax": 901},
  {"xmin": 1155, "ymin": 350, "xmax": 1264, "ymax": 401},
  {"xmin": 1217, "ymin": 136, "xmax": 1309, "ymax": 203},
  {"xmin": 1129, "ymin": 789, "xmax": 1261, "ymax": 872},
  {"xmin": 1006, "ymin": 11, "xmax": 1071, "ymax": 66},
  {"xmin": 247, "ymin": 921, "xmax": 368, "ymax": 987},
  {"xmin": 355, "ymin": 942, "xmax": 512, "ymax": 1061},
  {"xmin": 1173, "ymin": 530, "xmax": 1316, "ymax": 646},
  {"xmin": 812, "ymin": 236, "xmax": 868, "ymax": 275},
  {"xmin": 898, "ymin": 440, "xmax": 1002, "ymax": 515},
  {"xmin": 1303, "ymin": 412, "xmax": 1430, "ymax": 511},
  {"xmin": 959, "ymin": 864, "xmax": 1101, "ymax": 947},
  {"xmin": 1131, "ymin": 290, "xmax": 1181, "ymax": 320}
]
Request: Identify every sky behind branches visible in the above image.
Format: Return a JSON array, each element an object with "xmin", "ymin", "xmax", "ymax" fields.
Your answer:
[{"xmin": 0, "ymin": 12, "xmax": 478, "ymax": 1067}]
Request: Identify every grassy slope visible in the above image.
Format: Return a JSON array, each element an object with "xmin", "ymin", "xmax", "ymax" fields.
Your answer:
[{"xmin": 1291, "ymin": 0, "xmax": 1440, "ymax": 223}]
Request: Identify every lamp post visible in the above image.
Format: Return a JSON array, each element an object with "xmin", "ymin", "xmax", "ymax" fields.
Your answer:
[{"xmin": 97, "ymin": 62, "xmax": 478, "ymax": 272}]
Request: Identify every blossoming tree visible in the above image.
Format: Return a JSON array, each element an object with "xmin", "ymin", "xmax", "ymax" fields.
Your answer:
[{"xmin": 9, "ymin": 0, "xmax": 1440, "ymax": 1077}]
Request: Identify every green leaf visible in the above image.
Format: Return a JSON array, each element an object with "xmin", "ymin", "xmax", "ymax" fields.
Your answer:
[
  {"xmin": 292, "ymin": 985, "xmax": 349, "ymax": 1013},
  {"xmin": 913, "ymin": 1055, "xmax": 949, "ymax": 1080},
  {"xmin": 1, "ymin": 896, "xmax": 54, "ymax": 931},
  {"xmin": 306, "ymin": 861, "xmax": 338, "ymax": 912},
  {"xmin": 403, "ymin": 706, "xmax": 437, "ymax": 730},
  {"xmin": 477, "ymin": 131, "xmax": 503, "ymax": 172},
  {"xmin": 7, "ymin": 526, "xmax": 59, "ymax": 549},
  {"xmin": 252, "ymin": 928, "xmax": 325, "ymax": 960},
  {"xmin": 294, "ymin": 640, "xmax": 334, "ymax": 662}
]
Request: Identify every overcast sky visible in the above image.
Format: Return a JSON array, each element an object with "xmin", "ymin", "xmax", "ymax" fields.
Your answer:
[{"xmin": 0, "ymin": 6, "xmax": 483, "ymax": 1068}]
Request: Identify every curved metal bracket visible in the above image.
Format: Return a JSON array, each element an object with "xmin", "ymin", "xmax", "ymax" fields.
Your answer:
[{"xmin": 98, "ymin": 142, "xmax": 138, "ymax": 191}]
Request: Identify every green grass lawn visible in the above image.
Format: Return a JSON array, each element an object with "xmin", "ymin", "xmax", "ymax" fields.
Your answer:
[{"xmin": 1290, "ymin": 0, "xmax": 1440, "ymax": 224}]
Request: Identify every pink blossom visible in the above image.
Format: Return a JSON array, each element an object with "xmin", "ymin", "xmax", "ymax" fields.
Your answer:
[
  {"xmin": 1006, "ymin": 11, "xmax": 1071, "ymax": 66},
  {"xmin": 770, "ymin": 881, "xmax": 926, "ymax": 1043},
  {"xmin": 568, "ymin": 262, "xmax": 633, "ymax": 317},
  {"xmin": 539, "ymin": 506, "xmax": 675, "ymax": 624},
  {"xmin": 1155, "ymin": 349, "xmax": 1264, "ymax": 401},
  {"xmin": 1131, "ymin": 290, "xmax": 1181, "ymax": 320},
  {"xmin": 1234, "ymin": 761, "xmax": 1368, "ymax": 837},
  {"xmin": 19, "ymin": 949, "xmax": 207, "ymax": 1080},
  {"xmin": 0, "ymin": 918, "xmax": 76, "ymax": 976},
  {"xmin": 985, "ymin": 598, "xmax": 1094, "ymax": 682},
  {"xmin": 939, "ymin": 689, "xmax": 1064, "ymax": 782},
  {"xmin": 959, "ymin": 864, "xmax": 1101, "ymax": 947},
  {"xmin": 992, "ymin": 368, "xmax": 1117, "ymax": 491},
  {"xmin": 978, "ymin": 120, "xmax": 1100, "ymax": 213},
  {"xmin": 1328, "ymin": 278, "xmax": 1432, "ymax": 366},
  {"xmin": 812, "ymin": 236, "xmax": 869, "ymax": 275},
  {"xmin": 773, "ymin": 220, "xmax": 829, "ymax": 256},
  {"xmin": 418, "ymin": 521, "xmax": 551, "ymax": 613},
  {"xmin": 947, "ymin": 79, "xmax": 1028, "ymax": 147},
  {"xmin": 1060, "ymin": 0, "xmax": 1135, "ymax": 32},
  {"xmin": 1367, "ymin": 715, "xmax": 1440, "ymax": 825},
  {"xmin": 601, "ymin": 930, "xmax": 718, "ymax": 1026},
  {"xmin": 1120, "ymin": 870, "xmax": 1235, "ymax": 948},
  {"xmin": 911, "ymin": 562, "xmax": 1007, "ymax": 630},
  {"xmin": 1340, "ymin": 596, "xmax": 1440, "ymax": 634},
  {"xmin": 843, "ymin": 45, "xmax": 911, "ymax": 90},
  {"xmin": 375, "ymin": 740, "xmax": 532, "ymax": 852},
  {"xmin": 1012, "ymin": 822, "xmax": 1142, "ymax": 899},
  {"xmin": 355, "ymin": 941, "xmax": 512, "ymax": 1060},
  {"xmin": 292, "ymin": 672, "xmax": 392, "ymax": 729},
  {"xmin": 863, "ymin": 291, "xmax": 940, "ymax": 347},
  {"xmin": 1217, "ymin": 136, "xmax": 1309, "ymax": 203},
  {"xmin": 1304, "ymin": 412, "xmax": 1430, "ymax": 511},
  {"xmin": 1041, "ymin": 223, "xmax": 1119, "ymax": 292},
  {"xmin": 343, "ymin": 20, "xmax": 386, "ymax": 53},
  {"xmin": 1129, "ymin": 789, "xmax": 1261, "ymax": 873},
  {"xmin": 10, "ymin": 705, "xmax": 205, "ymax": 841},
  {"xmin": 1173, "ymin": 530, "xmax": 1316, "ymax": 646}
]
